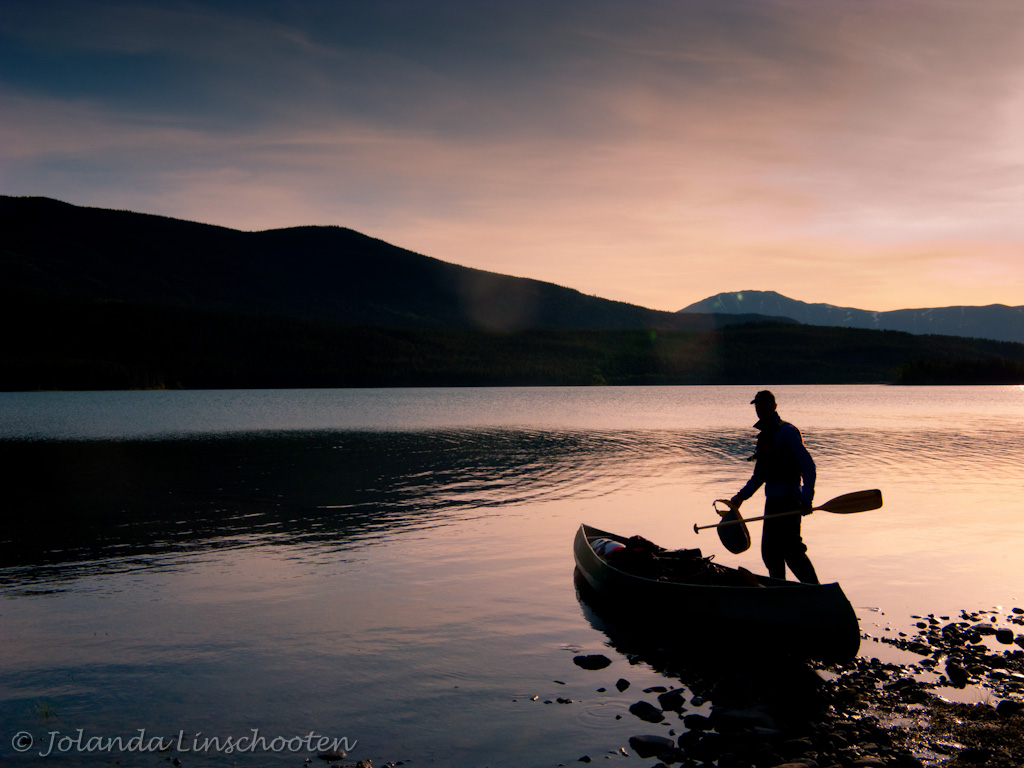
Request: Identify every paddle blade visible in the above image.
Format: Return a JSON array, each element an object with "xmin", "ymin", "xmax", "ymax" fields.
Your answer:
[
  {"xmin": 815, "ymin": 489, "xmax": 883, "ymax": 515},
  {"xmin": 716, "ymin": 506, "xmax": 751, "ymax": 554}
]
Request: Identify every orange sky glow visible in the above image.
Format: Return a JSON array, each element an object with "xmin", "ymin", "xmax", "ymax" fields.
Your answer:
[{"xmin": 2, "ymin": 0, "xmax": 1023, "ymax": 312}]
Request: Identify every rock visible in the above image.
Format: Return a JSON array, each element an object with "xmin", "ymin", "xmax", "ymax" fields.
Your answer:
[
  {"xmin": 780, "ymin": 736, "xmax": 813, "ymax": 758},
  {"xmin": 681, "ymin": 730, "xmax": 725, "ymax": 761},
  {"xmin": 628, "ymin": 735, "xmax": 676, "ymax": 758},
  {"xmin": 984, "ymin": 652, "xmax": 1008, "ymax": 668},
  {"xmin": 883, "ymin": 677, "xmax": 919, "ymax": 692},
  {"xmin": 615, "ymin": 678, "xmax": 630, "ymax": 691},
  {"xmin": 682, "ymin": 713, "xmax": 713, "ymax": 731},
  {"xmin": 959, "ymin": 746, "xmax": 992, "ymax": 763},
  {"xmin": 709, "ymin": 705, "xmax": 779, "ymax": 733},
  {"xmin": 318, "ymin": 752, "xmax": 346, "ymax": 762},
  {"xmin": 827, "ymin": 732, "xmax": 849, "ymax": 750},
  {"xmin": 716, "ymin": 754, "xmax": 750, "ymax": 768},
  {"xmin": 996, "ymin": 699, "xmax": 1023, "ymax": 716},
  {"xmin": 657, "ymin": 689, "xmax": 686, "ymax": 712},
  {"xmin": 942, "ymin": 622, "xmax": 969, "ymax": 645},
  {"xmin": 629, "ymin": 700, "xmax": 665, "ymax": 723},
  {"xmin": 573, "ymin": 654, "xmax": 611, "ymax": 670},
  {"xmin": 995, "ymin": 628, "xmax": 1014, "ymax": 644},
  {"xmin": 945, "ymin": 661, "xmax": 970, "ymax": 688}
]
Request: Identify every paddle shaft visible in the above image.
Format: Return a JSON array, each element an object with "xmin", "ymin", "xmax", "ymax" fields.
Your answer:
[
  {"xmin": 695, "ymin": 507, "xmax": 804, "ymax": 532},
  {"xmin": 693, "ymin": 489, "xmax": 882, "ymax": 534}
]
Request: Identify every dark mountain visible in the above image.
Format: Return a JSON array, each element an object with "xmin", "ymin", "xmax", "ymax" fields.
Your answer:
[
  {"xmin": 680, "ymin": 290, "xmax": 1024, "ymax": 344},
  {"xmin": 1, "ymin": 195, "xmax": 755, "ymax": 333},
  {"xmin": 2, "ymin": 197, "xmax": 1023, "ymax": 390}
]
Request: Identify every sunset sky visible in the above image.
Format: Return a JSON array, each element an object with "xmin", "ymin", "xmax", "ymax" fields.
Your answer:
[{"xmin": 3, "ymin": 0, "xmax": 1024, "ymax": 312}]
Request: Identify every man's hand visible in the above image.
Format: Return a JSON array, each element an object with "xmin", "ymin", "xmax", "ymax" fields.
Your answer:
[{"xmin": 729, "ymin": 495, "xmax": 743, "ymax": 509}]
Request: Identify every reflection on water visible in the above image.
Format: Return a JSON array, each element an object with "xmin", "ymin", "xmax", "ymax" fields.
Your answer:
[
  {"xmin": 3, "ymin": 384, "xmax": 1022, "ymax": 439},
  {"xmin": 573, "ymin": 570, "xmax": 829, "ymax": 723},
  {"xmin": 3, "ymin": 416, "xmax": 1023, "ymax": 593},
  {"xmin": 0, "ymin": 428, "xmax": 748, "ymax": 589},
  {"xmin": 2, "ymin": 386, "xmax": 1023, "ymax": 767}
]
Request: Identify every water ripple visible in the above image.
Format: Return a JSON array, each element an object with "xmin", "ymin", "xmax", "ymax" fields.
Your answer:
[{"xmin": 3, "ymin": 423, "xmax": 1021, "ymax": 590}]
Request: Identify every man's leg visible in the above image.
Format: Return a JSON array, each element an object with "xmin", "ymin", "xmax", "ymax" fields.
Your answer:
[
  {"xmin": 763, "ymin": 496, "xmax": 819, "ymax": 584},
  {"xmin": 761, "ymin": 501, "xmax": 788, "ymax": 580},
  {"xmin": 783, "ymin": 537, "xmax": 819, "ymax": 585}
]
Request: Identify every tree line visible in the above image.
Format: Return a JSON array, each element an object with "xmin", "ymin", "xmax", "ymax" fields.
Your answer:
[{"xmin": 4, "ymin": 297, "xmax": 1024, "ymax": 391}]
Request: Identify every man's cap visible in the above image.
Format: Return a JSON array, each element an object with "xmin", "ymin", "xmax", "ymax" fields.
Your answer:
[{"xmin": 751, "ymin": 390, "xmax": 776, "ymax": 405}]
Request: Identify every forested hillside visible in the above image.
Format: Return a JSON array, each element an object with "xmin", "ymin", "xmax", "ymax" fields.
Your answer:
[{"xmin": 3, "ymin": 196, "xmax": 1023, "ymax": 389}]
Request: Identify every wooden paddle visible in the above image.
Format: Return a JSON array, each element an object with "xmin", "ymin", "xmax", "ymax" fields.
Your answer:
[{"xmin": 694, "ymin": 489, "xmax": 883, "ymax": 535}]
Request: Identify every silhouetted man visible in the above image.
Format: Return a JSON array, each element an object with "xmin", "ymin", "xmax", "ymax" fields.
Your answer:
[{"xmin": 730, "ymin": 390, "xmax": 819, "ymax": 584}]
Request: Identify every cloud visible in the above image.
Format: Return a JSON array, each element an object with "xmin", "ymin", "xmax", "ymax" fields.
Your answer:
[{"xmin": 3, "ymin": 0, "xmax": 1024, "ymax": 311}]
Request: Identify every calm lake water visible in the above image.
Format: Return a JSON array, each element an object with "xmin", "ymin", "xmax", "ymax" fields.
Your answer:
[{"xmin": 1, "ymin": 385, "xmax": 1022, "ymax": 767}]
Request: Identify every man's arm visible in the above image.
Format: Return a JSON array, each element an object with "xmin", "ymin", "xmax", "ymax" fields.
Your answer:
[
  {"xmin": 731, "ymin": 466, "xmax": 764, "ymax": 507},
  {"xmin": 780, "ymin": 424, "xmax": 815, "ymax": 507}
]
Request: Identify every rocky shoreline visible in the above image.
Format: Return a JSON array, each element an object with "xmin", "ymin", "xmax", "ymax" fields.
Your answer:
[
  {"xmin": 320, "ymin": 607, "xmax": 1023, "ymax": 768},
  {"xmin": 569, "ymin": 606, "xmax": 1024, "ymax": 768}
]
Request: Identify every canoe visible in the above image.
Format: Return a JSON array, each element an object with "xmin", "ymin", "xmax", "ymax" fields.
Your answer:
[{"xmin": 574, "ymin": 523, "xmax": 860, "ymax": 662}]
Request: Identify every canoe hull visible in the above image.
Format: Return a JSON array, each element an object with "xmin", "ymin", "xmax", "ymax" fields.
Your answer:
[{"xmin": 574, "ymin": 524, "xmax": 860, "ymax": 662}]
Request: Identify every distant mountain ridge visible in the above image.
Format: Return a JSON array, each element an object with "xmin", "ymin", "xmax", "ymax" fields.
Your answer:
[
  {"xmin": 1, "ymin": 195, "xmax": 761, "ymax": 333},
  {"xmin": 680, "ymin": 291, "xmax": 1024, "ymax": 344},
  {"xmin": 3, "ymin": 196, "xmax": 1023, "ymax": 390}
]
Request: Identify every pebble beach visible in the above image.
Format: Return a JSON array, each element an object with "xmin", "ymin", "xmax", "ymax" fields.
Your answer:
[{"xmin": 555, "ymin": 605, "xmax": 1024, "ymax": 768}]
